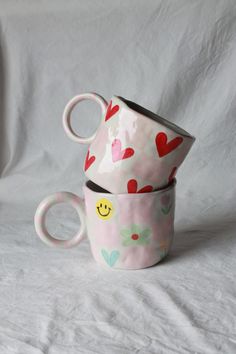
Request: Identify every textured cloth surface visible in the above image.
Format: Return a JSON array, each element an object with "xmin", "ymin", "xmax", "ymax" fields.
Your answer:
[{"xmin": 0, "ymin": 1, "xmax": 236, "ymax": 353}]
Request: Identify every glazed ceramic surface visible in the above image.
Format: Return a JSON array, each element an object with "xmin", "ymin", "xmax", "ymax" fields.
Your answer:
[
  {"xmin": 34, "ymin": 180, "xmax": 176, "ymax": 270},
  {"xmin": 63, "ymin": 93, "xmax": 195, "ymax": 193}
]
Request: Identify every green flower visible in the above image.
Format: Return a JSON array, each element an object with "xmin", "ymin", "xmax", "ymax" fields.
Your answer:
[{"xmin": 120, "ymin": 224, "xmax": 151, "ymax": 246}]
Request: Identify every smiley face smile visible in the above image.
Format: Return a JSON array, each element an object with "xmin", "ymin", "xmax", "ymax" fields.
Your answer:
[
  {"xmin": 96, "ymin": 198, "xmax": 114, "ymax": 220},
  {"xmin": 97, "ymin": 207, "xmax": 111, "ymax": 217}
]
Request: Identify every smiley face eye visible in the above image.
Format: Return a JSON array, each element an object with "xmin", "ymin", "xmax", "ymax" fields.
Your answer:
[
  {"xmin": 100, "ymin": 203, "xmax": 102, "ymax": 207},
  {"xmin": 105, "ymin": 205, "xmax": 107, "ymax": 209}
]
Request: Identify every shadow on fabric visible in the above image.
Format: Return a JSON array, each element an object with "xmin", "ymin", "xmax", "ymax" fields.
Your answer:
[{"xmin": 166, "ymin": 217, "xmax": 236, "ymax": 263}]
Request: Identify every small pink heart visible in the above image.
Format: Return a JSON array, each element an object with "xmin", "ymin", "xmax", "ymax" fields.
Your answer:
[{"xmin": 111, "ymin": 139, "xmax": 134, "ymax": 162}]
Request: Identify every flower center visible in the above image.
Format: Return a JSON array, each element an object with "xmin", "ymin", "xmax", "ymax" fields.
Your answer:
[{"xmin": 131, "ymin": 233, "xmax": 139, "ymax": 240}]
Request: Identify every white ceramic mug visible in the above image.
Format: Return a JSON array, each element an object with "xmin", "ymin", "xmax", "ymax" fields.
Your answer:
[
  {"xmin": 63, "ymin": 92, "xmax": 195, "ymax": 193},
  {"xmin": 34, "ymin": 180, "xmax": 176, "ymax": 270}
]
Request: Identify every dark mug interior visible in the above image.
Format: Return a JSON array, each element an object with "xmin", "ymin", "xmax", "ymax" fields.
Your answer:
[
  {"xmin": 86, "ymin": 179, "xmax": 176, "ymax": 195},
  {"xmin": 117, "ymin": 96, "xmax": 193, "ymax": 137}
]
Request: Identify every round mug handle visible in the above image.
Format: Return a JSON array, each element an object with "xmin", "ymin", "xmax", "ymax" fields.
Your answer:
[
  {"xmin": 34, "ymin": 192, "xmax": 86, "ymax": 249},
  {"xmin": 62, "ymin": 92, "xmax": 108, "ymax": 144}
]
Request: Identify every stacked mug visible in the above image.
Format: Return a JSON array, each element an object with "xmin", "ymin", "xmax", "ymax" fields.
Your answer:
[{"xmin": 34, "ymin": 93, "xmax": 195, "ymax": 270}]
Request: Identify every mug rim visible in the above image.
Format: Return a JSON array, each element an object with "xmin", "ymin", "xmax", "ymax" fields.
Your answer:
[
  {"xmin": 84, "ymin": 178, "xmax": 176, "ymax": 197},
  {"xmin": 114, "ymin": 95, "xmax": 195, "ymax": 140}
]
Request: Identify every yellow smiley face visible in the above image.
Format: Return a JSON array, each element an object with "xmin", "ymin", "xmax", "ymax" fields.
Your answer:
[{"xmin": 96, "ymin": 198, "xmax": 114, "ymax": 220}]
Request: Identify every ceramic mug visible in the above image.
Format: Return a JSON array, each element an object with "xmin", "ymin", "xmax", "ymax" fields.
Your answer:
[
  {"xmin": 63, "ymin": 92, "xmax": 195, "ymax": 193},
  {"xmin": 34, "ymin": 179, "xmax": 176, "ymax": 270}
]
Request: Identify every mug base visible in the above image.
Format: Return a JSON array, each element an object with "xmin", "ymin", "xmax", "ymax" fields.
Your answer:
[{"xmin": 94, "ymin": 251, "xmax": 169, "ymax": 270}]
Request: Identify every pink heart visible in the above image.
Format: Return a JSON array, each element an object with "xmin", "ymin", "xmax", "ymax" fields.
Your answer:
[{"xmin": 111, "ymin": 139, "xmax": 134, "ymax": 162}]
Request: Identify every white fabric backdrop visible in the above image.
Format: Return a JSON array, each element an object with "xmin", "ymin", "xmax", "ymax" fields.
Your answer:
[{"xmin": 0, "ymin": 0, "xmax": 236, "ymax": 353}]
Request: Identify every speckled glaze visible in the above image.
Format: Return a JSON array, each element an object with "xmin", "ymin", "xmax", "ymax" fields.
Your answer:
[
  {"xmin": 63, "ymin": 93, "xmax": 195, "ymax": 193},
  {"xmin": 34, "ymin": 179, "xmax": 176, "ymax": 270}
]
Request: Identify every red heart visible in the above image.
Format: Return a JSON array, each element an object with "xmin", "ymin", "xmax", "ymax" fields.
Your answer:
[
  {"xmin": 156, "ymin": 132, "xmax": 183, "ymax": 157},
  {"xmin": 127, "ymin": 179, "xmax": 153, "ymax": 193},
  {"xmin": 168, "ymin": 166, "xmax": 177, "ymax": 182},
  {"xmin": 105, "ymin": 101, "xmax": 119, "ymax": 121},
  {"xmin": 84, "ymin": 150, "xmax": 96, "ymax": 171},
  {"xmin": 111, "ymin": 139, "xmax": 134, "ymax": 162}
]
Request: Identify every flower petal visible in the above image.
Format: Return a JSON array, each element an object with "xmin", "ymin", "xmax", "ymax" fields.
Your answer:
[
  {"xmin": 139, "ymin": 238, "xmax": 149, "ymax": 245},
  {"xmin": 120, "ymin": 229, "xmax": 131, "ymax": 238},
  {"xmin": 122, "ymin": 239, "xmax": 133, "ymax": 246},
  {"xmin": 140, "ymin": 228, "xmax": 151, "ymax": 238},
  {"xmin": 132, "ymin": 224, "xmax": 141, "ymax": 234}
]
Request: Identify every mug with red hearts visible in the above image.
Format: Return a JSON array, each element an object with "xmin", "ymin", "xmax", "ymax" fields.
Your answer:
[{"xmin": 63, "ymin": 93, "xmax": 195, "ymax": 194}]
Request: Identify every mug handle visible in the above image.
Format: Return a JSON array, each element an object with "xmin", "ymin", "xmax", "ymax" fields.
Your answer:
[
  {"xmin": 34, "ymin": 192, "xmax": 86, "ymax": 248},
  {"xmin": 62, "ymin": 92, "xmax": 108, "ymax": 144}
]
